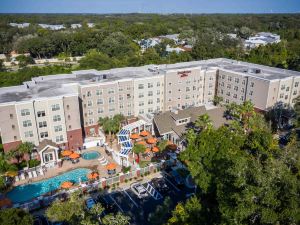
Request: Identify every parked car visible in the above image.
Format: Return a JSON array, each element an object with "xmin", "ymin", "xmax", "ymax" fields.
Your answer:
[
  {"xmin": 152, "ymin": 178, "xmax": 169, "ymax": 193},
  {"xmin": 131, "ymin": 182, "xmax": 148, "ymax": 198},
  {"xmin": 85, "ymin": 197, "xmax": 96, "ymax": 210},
  {"xmin": 97, "ymin": 195, "xmax": 119, "ymax": 214},
  {"xmin": 170, "ymin": 170, "xmax": 184, "ymax": 186}
]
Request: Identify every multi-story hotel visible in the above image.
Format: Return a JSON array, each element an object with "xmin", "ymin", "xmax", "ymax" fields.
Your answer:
[{"xmin": 1, "ymin": 58, "xmax": 300, "ymax": 152}]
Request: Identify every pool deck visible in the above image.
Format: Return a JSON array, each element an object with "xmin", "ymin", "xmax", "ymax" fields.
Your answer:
[{"xmin": 14, "ymin": 146, "xmax": 122, "ymax": 186}]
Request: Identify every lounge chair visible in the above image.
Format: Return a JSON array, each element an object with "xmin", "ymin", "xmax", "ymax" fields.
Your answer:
[
  {"xmin": 20, "ymin": 173, "xmax": 25, "ymax": 180},
  {"xmin": 39, "ymin": 168, "xmax": 44, "ymax": 176},
  {"xmin": 32, "ymin": 171, "xmax": 38, "ymax": 178},
  {"xmin": 28, "ymin": 171, "xmax": 33, "ymax": 179},
  {"xmin": 15, "ymin": 175, "xmax": 20, "ymax": 182}
]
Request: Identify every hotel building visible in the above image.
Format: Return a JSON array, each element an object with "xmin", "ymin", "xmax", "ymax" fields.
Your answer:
[{"xmin": 0, "ymin": 58, "xmax": 300, "ymax": 152}]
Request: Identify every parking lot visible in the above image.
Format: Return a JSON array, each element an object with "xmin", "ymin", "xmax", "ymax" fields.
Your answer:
[{"xmin": 97, "ymin": 173, "xmax": 195, "ymax": 225}]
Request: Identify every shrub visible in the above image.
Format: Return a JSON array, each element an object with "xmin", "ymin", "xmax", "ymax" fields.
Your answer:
[{"xmin": 28, "ymin": 159, "xmax": 41, "ymax": 168}]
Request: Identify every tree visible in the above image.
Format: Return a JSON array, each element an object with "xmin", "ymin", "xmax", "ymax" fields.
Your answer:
[
  {"xmin": 17, "ymin": 142, "xmax": 35, "ymax": 168},
  {"xmin": 148, "ymin": 196, "xmax": 173, "ymax": 225},
  {"xmin": 16, "ymin": 55, "xmax": 35, "ymax": 67},
  {"xmin": 102, "ymin": 212, "xmax": 130, "ymax": 225},
  {"xmin": 132, "ymin": 143, "xmax": 146, "ymax": 163},
  {"xmin": 195, "ymin": 113, "xmax": 212, "ymax": 130},
  {"xmin": 178, "ymin": 102, "xmax": 300, "ymax": 225},
  {"xmin": 157, "ymin": 139, "xmax": 169, "ymax": 153},
  {"xmin": 46, "ymin": 191, "xmax": 85, "ymax": 224},
  {"xmin": 0, "ymin": 208, "xmax": 33, "ymax": 225},
  {"xmin": 0, "ymin": 59, "xmax": 5, "ymax": 72},
  {"xmin": 213, "ymin": 95, "xmax": 223, "ymax": 106}
]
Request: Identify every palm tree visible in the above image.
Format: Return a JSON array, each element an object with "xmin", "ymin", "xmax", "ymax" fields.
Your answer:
[
  {"xmin": 238, "ymin": 101, "xmax": 255, "ymax": 132},
  {"xmin": 195, "ymin": 113, "xmax": 212, "ymax": 130},
  {"xmin": 157, "ymin": 140, "xmax": 168, "ymax": 153},
  {"xmin": 132, "ymin": 143, "xmax": 146, "ymax": 164},
  {"xmin": 17, "ymin": 142, "xmax": 35, "ymax": 168}
]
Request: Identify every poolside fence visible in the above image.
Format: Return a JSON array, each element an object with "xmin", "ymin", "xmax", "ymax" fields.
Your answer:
[{"xmin": 14, "ymin": 161, "xmax": 164, "ymax": 212}]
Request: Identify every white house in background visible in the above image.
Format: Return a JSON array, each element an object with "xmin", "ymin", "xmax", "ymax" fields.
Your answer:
[
  {"xmin": 71, "ymin": 24, "xmax": 82, "ymax": 29},
  {"xmin": 138, "ymin": 38, "xmax": 161, "ymax": 52},
  {"xmin": 165, "ymin": 45, "xmax": 185, "ymax": 54},
  {"xmin": 38, "ymin": 24, "xmax": 65, "ymax": 30},
  {"xmin": 159, "ymin": 34, "xmax": 185, "ymax": 45},
  {"xmin": 245, "ymin": 32, "xmax": 281, "ymax": 49},
  {"xmin": 87, "ymin": 23, "xmax": 95, "ymax": 28},
  {"xmin": 9, "ymin": 23, "xmax": 30, "ymax": 28}
]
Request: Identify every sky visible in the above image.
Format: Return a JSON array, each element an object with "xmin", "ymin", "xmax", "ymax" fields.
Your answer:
[{"xmin": 0, "ymin": 0, "xmax": 299, "ymax": 14}]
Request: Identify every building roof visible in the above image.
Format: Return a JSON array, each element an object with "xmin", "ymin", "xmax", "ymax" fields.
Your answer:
[
  {"xmin": 36, "ymin": 139, "xmax": 58, "ymax": 152},
  {"xmin": 0, "ymin": 58, "xmax": 300, "ymax": 104},
  {"xmin": 153, "ymin": 106, "xmax": 228, "ymax": 137}
]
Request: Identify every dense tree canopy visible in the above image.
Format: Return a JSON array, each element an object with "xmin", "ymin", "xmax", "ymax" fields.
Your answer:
[{"xmin": 172, "ymin": 102, "xmax": 300, "ymax": 225}]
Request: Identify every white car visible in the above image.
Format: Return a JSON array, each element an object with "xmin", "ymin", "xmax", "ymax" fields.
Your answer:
[{"xmin": 130, "ymin": 182, "xmax": 148, "ymax": 198}]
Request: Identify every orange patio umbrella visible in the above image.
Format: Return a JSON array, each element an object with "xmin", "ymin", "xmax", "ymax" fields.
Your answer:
[
  {"xmin": 87, "ymin": 172, "xmax": 99, "ymax": 180},
  {"xmin": 152, "ymin": 146, "xmax": 160, "ymax": 153},
  {"xmin": 140, "ymin": 130, "xmax": 150, "ymax": 137},
  {"xmin": 136, "ymin": 141, "xmax": 147, "ymax": 146},
  {"xmin": 0, "ymin": 198, "xmax": 12, "ymax": 208},
  {"xmin": 62, "ymin": 150, "xmax": 73, "ymax": 157},
  {"xmin": 130, "ymin": 133, "xmax": 140, "ymax": 140},
  {"xmin": 146, "ymin": 138, "xmax": 157, "ymax": 145},
  {"xmin": 106, "ymin": 163, "xmax": 117, "ymax": 170},
  {"xmin": 5, "ymin": 171, "xmax": 18, "ymax": 177},
  {"xmin": 69, "ymin": 152, "xmax": 80, "ymax": 159},
  {"xmin": 61, "ymin": 181, "xmax": 73, "ymax": 189}
]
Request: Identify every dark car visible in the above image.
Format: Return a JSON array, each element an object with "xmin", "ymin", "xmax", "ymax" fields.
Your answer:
[
  {"xmin": 170, "ymin": 170, "xmax": 184, "ymax": 186},
  {"xmin": 97, "ymin": 195, "xmax": 119, "ymax": 214},
  {"xmin": 152, "ymin": 178, "xmax": 169, "ymax": 193}
]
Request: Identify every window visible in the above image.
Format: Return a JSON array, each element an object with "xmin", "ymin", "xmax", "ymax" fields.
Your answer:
[
  {"xmin": 24, "ymin": 131, "xmax": 33, "ymax": 138},
  {"xmin": 157, "ymin": 90, "xmax": 160, "ymax": 95},
  {"xmin": 186, "ymin": 87, "xmax": 190, "ymax": 92},
  {"xmin": 148, "ymin": 91, "xmax": 153, "ymax": 97},
  {"xmin": 281, "ymin": 85, "xmax": 285, "ymax": 90},
  {"xmin": 119, "ymin": 103, "xmax": 124, "ymax": 109},
  {"xmin": 96, "ymin": 90, "xmax": 102, "ymax": 95},
  {"xmin": 138, "ymin": 84, "xmax": 144, "ymax": 89},
  {"xmin": 21, "ymin": 109, "xmax": 30, "ymax": 116},
  {"xmin": 139, "ymin": 109, "xmax": 144, "ymax": 114},
  {"xmin": 127, "ymin": 94, "xmax": 131, "ymax": 99},
  {"xmin": 148, "ymin": 99, "xmax": 153, "ymax": 105},
  {"xmin": 209, "ymin": 83, "xmax": 213, "ymax": 88},
  {"xmin": 88, "ymin": 110, "xmax": 93, "ymax": 115},
  {"xmin": 157, "ymin": 98, "xmax": 160, "ymax": 103},
  {"xmin": 235, "ymin": 78, "xmax": 239, "ymax": 83},
  {"xmin": 139, "ymin": 93, "xmax": 144, "ymax": 98},
  {"xmin": 295, "ymin": 82, "xmax": 299, "ymax": 88},
  {"xmin": 157, "ymin": 82, "xmax": 160, "ymax": 87},
  {"xmin": 109, "ymin": 107, "xmax": 115, "ymax": 112},
  {"xmin": 10, "ymin": 114, "xmax": 13, "ymax": 119},
  {"xmin": 285, "ymin": 95, "xmax": 288, "ymax": 100},
  {"xmin": 242, "ymin": 80, "xmax": 246, "ymax": 85},
  {"xmin": 44, "ymin": 153, "xmax": 53, "ymax": 162},
  {"xmin": 233, "ymin": 94, "xmax": 237, "ymax": 99},
  {"xmin": 293, "ymin": 90, "xmax": 297, "ymax": 95},
  {"xmin": 240, "ymin": 96, "xmax": 244, "ymax": 101},
  {"xmin": 66, "ymin": 105, "xmax": 69, "ymax": 110},
  {"xmin": 148, "ymin": 108, "xmax": 153, "ymax": 113},
  {"xmin": 241, "ymin": 88, "xmax": 245, "ymax": 93},
  {"xmin": 227, "ymin": 84, "xmax": 231, "ymax": 89},
  {"xmin": 148, "ymin": 83, "xmax": 153, "ymax": 88},
  {"xmin": 280, "ymin": 93, "xmax": 284, "ymax": 98},
  {"xmin": 51, "ymin": 104, "xmax": 60, "ymax": 111},
  {"xmin": 250, "ymin": 82, "xmax": 254, "ymax": 87},
  {"xmin": 109, "ymin": 97, "xmax": 115, "ymax": 104},
  {"xmin": 108, "ymin": 89, "xmax": 115, "ymax": 94},
  {"xmin": 87, "ymin": 91, "xmax": 92, "ymax": 97},
  {"xmin": 226, "ymin": 92, "xmax": 231, "ymax": 97},
  {"xmin": 97, "ymin": 99, "xmax": 103, "ymax": 105},
  {"xmin": 54, "ymin": 125, "xmax": 62, "ymax": 132},
  {"xmin": 98, "ymin": 108, "xmax": 104, "ymax": 114},
  {"xmin": 37, "ymin": 111, "xmax": 46, "ymax": 117},
  {"xmin": 139, "ymin": 102, "xmax": 144, "ymax": 106},
  {"xmin": 234, "ymin": 86, "xmax": 238, "ymax": 91},
  {"xmin": 53, "ymin": 115, "xmax": 61, "ymax": 122},
  {"xmin": 168, "ymin": 82, "xmax": 172, "ymax": 86},
  {"xmin": 228, "ymin": 76, "xmax": 232, "ymax": 81},
  {"xmin": 87, "ymin": 100, "xmax": 92, "ymax": 107},
  {"xmin": 209, "ymin": 77, "xmax": 213, "ymax": 81},
  {"xmin": 208, "ymin": 91, "xmax": 212, "ymax": 96},
  {"xmin": 40, "ymin": 132, "xmax": 48, "ymax": 138},
  {"xmin": 55, "ymin": 135, "xmax": 63, "ymax": 142},
  {"xmin": 249, "ymin": 91, "xmax": 253, "ymax": 96},
  {"xmin": 286, "ymin": 87, "xmax": 290, "ymax": 91},
  {"xmin": 23, "ymin": 120, "xmax": 32, "ymax": 127},
  {"xmin": 38, "ymin": 121, "xmax": 47, "ymax": 128},
  {"xmin": 118, "ymin": 87, "xmax": 123, "ymax": 92}
]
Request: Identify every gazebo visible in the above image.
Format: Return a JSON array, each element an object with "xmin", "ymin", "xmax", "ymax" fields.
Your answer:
[{"xmin": 37, "ymin": 140, "xmax": 61, "ymax": 168}]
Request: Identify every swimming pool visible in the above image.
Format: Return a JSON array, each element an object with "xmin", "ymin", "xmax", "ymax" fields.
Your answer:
[
  {"xmin": 82, "ymin": 151, "xmax": 101, "ymax": 160},
  {"xmin": 7, "ymin": 168, "xmax": 91, "ymax": 204}
]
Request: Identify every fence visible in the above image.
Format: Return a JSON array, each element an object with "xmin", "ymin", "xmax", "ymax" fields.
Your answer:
[{"xmin": 14, "ymin": 162, "xmax": 163, "ymax": 211}]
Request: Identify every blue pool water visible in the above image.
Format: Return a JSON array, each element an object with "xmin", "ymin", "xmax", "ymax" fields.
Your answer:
[
  {"xmin": 82, "ymin": 151, "xmax": 101, "ymax": 160},
  {"xmin": 7, "ymin": 168, "xmax": 91, "ymax": 203}
]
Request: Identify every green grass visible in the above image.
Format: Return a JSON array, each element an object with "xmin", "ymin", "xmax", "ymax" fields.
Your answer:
[{"xmin": 139, "ymin": 160, "xmax": 151, "ymax": 168}]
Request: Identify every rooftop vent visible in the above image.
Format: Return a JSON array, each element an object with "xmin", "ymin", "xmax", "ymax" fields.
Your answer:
[{"xmin": 248, "ymin": 68, "xmax": 261, "ymax": 74}]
